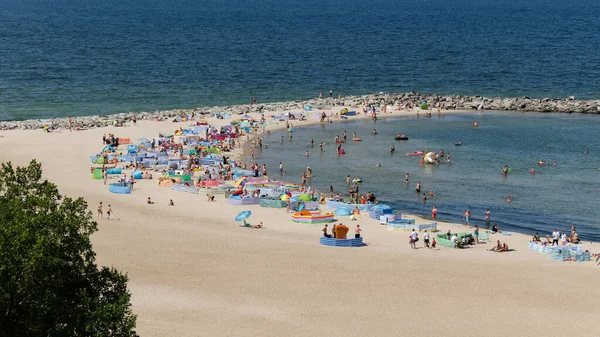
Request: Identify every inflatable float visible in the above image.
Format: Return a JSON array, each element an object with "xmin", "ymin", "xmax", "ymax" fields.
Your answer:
[
  {"xmin": 352, "ymin": 178, "xmax": 362, "ymax": 183},
  {"xmin": 406, "ymin": 151, "xmax": 424, "ymax": 157},
  {"xmin": 353, "ymin": 138, "xmax": 362, "ymax": 142},
  {"xmin": 422, "ymin": 152, "xmax": 439, "ymax": 164},
  {"xmin": 291, "ymin": 210, "xmax": 334, "ymax": 224},
  {"xmin": 338, "ymin": 150, "xmax": 346, "ymax": 155}
]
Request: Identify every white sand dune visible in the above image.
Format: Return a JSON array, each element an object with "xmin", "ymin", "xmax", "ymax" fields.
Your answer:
[{"xmin": 1, "ymin": 108, "xmax": 598, "ymax": 337}]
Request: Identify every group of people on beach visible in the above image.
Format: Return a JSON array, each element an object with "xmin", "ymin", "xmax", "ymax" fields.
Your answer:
[
  {"xmin": 322, "ymin": 223, "xmax": 362, "ymax": 239},
  {"xmin": 531, "ymin": 225, "xmax": 581, "ymax": 246}
]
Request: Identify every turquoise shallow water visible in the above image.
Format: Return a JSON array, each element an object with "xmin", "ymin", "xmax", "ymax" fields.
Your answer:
[
  {"xmin": 255, "ymin": 112, "xmax": 600, "ymax": 241},
  {"xmin": 1, "ymin": 0, "xmax": 600, "ymax": 120}
]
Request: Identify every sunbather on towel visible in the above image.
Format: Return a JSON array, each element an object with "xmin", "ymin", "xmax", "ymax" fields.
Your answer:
[{"xmin": 490, "ymin": 240, "xmax": 502, "ymax": 251}]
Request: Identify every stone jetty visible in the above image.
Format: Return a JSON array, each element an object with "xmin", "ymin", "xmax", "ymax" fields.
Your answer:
[{"xmin": 1, "ymin": 92, "xmax": 599, "ymax": 130}]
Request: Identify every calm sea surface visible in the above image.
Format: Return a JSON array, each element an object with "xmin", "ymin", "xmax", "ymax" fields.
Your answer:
[
  {"xmin": 1, "ymin": 0, "xmax": 600, "ymax": 120},
  {"xmin": 255, "ymin": 112, "xmax": 600, "ymax": 241}
]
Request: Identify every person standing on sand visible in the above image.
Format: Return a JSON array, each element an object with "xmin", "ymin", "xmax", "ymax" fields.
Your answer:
[
  {"xmin": 323, "ymin": 224, "xmax": 331, "ymax": 238},
  {"xmin": 355, "ymin": 225, "xmax": 362, "ymax": 239},
  {"xmin": 332, "ymin": 223, "xmax": 337, "ymax": 239},
  {"xmin": 410, "ymin": 229, "xmax": 418, "ymax": 249},
  {"xmin": 285, "ymin": 198, "xmax": 290, "ymax": 213},
  {"xmin": 103, "ymin": 168, "xmax": 107, "ymax": 185},
  {"xmin": 552, "ymin": 228, "xmax": 560, "ymax": 246},
  {"xmin": 473, "ymin": 225, "xmax": 479, "ymax": 244},
  {"xmin": 107, "ymin": 205, "xmax": 112, "ymax": 220},
  {"xmin": 97, "ymin": 202, "xmax": 103, "ymax": 219},
  {"xmin": 424, "ymin": 230, "xmax": 430, "ymax": 248}
]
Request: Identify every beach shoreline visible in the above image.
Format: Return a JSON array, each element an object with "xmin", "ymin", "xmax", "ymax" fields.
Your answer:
[{"xmin": 1, "ymin": 104, "xmax": 598, "ymax": 336}]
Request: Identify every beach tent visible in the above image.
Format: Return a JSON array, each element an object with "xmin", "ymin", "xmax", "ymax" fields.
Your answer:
[
  {"xmin": 102, "ymin": 145, "xmax": 115, "ymax": 153},
  {"xmin": 334, "ymin": 206, "xmax": 352, "ymax": 216},
  {"xmin": 297, "ymin": 194, "xmax": 312, "ymax": 202}
]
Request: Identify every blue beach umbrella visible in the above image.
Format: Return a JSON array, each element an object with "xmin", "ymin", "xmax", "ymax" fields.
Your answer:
[{"xmin": 235, "ymin": 210, "xmax": 252, "ymax": 226}]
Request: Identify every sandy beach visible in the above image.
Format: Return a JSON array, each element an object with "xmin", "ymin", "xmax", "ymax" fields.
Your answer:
[{"xmin": 1, "ymin": 106, "xmax": 598, "ymax": 337}]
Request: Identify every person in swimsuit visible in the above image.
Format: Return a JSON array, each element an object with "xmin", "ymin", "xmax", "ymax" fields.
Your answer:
[
  {"xmin": 431, "ymin": 205, "xmax": 438, "ymax": 220},
  {"xmin": 106, "ymin": 205, "xmax": 112, "ymax": 220},
  {"xmin": 355, "ymin": 225, "xmax": 362, "ymax": 239},
  {"xmin": 323, "ymin": 224, "xmax": 331, "ymax": 238},
  {"xmin": 473, "ymin": 225, "xmax": 479, "ymax": 244},
  {"xmin": 464, "ymin": 209, "xmax": 471, "ymax": 226},
  {"xmin": 97, "ymin": 202, "xmax": 103, "ymax": 218}
]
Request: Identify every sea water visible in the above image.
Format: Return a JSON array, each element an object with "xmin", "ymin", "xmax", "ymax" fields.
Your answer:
[
  {"xmin": 1, "ymin": 0, "xmax": 600, "ymax": 120},
  {"xmin": 255, "ymin": 111, "xmax": 600, "ymax": 241}
]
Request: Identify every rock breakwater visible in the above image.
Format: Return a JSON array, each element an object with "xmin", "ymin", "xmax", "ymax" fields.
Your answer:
[{"xmin": 1, "ymin": 93, "xmax": 598, "ymax": 131}]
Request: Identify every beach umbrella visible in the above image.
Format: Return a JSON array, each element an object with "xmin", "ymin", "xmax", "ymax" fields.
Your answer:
[
  {"xmin": 235, "ymin": 210, "xmax": 252, "ymax": 221},
  {"xmin": 334, "ymin": 206, "xmax": 352, "ymax": 216},
  {"xmin": 235, "ymin": 210, "xmax": 252, "ymax": 226},
  {"xmin": 280, "ymin": 194, "xmax": 289, "ymax": 201},
  {"xmin": 297, "ymin": 194, "xmax": 311, "ymax": 202}
]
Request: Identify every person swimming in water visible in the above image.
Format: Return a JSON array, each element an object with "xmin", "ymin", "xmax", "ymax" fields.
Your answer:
[
  {"xmin": 375, "ymin": 163, "xmax": 381, "ymax": 167},
  {"xmin": 372, "ymin": 129, "xmax": 377, "ymax": 135},
  {"xmin": 390, "ymin": 145, "xmax": 395, "ymax": 154}
]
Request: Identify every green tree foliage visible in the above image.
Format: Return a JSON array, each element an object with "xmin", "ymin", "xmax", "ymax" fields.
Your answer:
[{"xmin": 0, "ymin": 160, "xmax": 137, "ymax": 337}]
